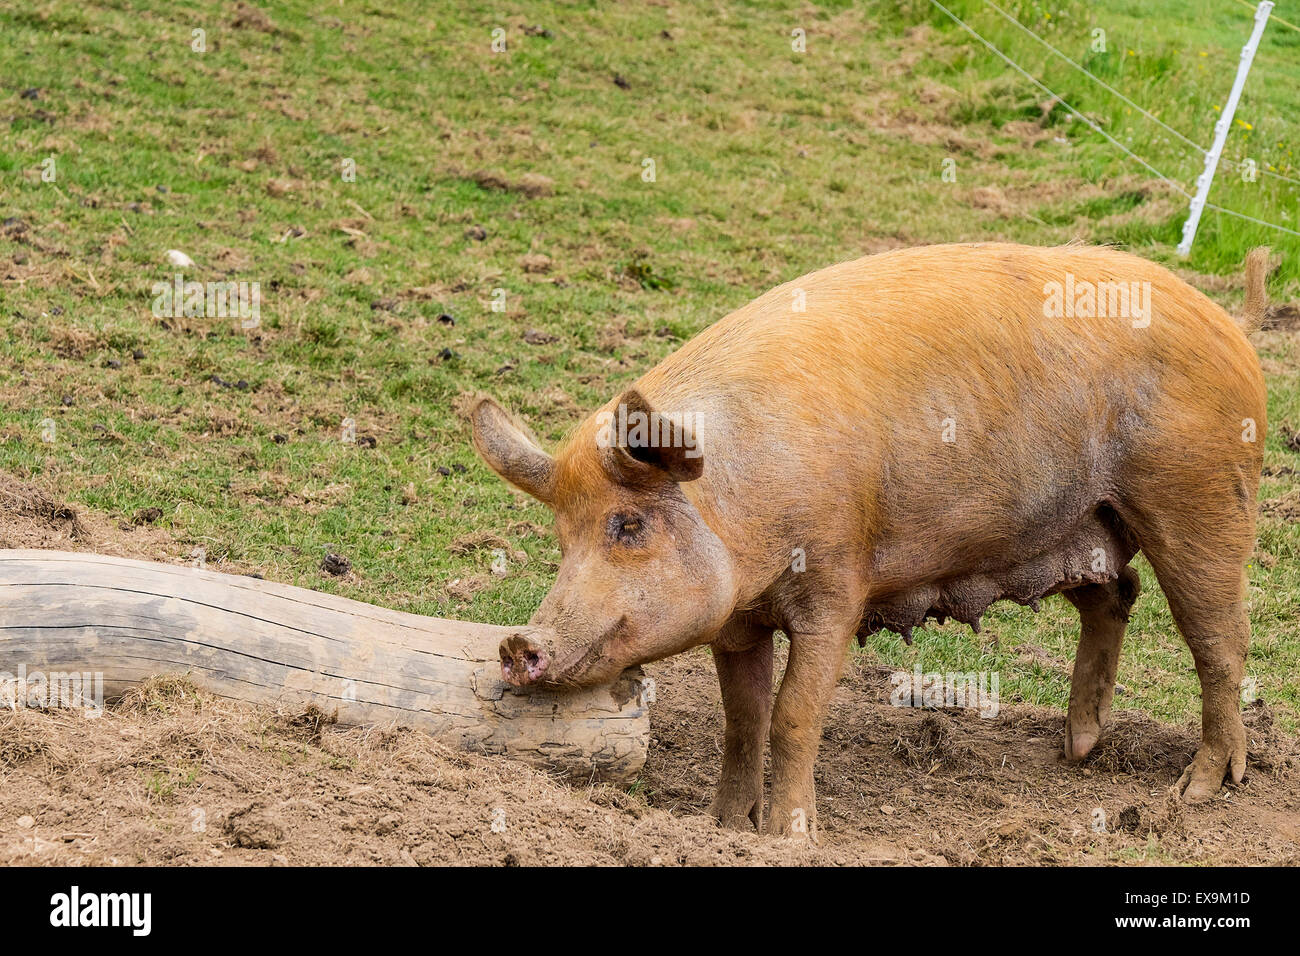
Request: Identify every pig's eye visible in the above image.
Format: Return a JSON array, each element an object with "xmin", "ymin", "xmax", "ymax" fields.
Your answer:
[{"xmin": 608, "ymin": 512, "xmax": 646, "ymax": 545}]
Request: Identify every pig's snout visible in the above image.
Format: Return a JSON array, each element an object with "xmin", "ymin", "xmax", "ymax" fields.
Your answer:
[{"xmin": 500, "ymin": 628, "xmax": 553, "ymax": 686}]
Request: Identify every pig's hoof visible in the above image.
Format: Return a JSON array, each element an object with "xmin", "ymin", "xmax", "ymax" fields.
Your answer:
[
  {"xmin": 708, "ymin": 790, "xmax": 762, "ymax": 832},
  {"xmin": 1063, "ymin": 721, "xmax": 1100, "ymax": 761},
  {"xmin": 766, "ymin": 806, "xmax": 818, "ymax": 843},
  {"xmin": 1174, "ymin": 740, "xmax": 1246, "ymax": 804}
]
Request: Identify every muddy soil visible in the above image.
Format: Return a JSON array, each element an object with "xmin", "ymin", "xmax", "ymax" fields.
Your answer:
[{"xmin": 1, "ymin": 650, "xmax": 1296, "ymax": 866}]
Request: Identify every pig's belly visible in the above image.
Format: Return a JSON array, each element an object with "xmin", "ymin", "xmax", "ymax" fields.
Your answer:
[{"xmin": 859, "ymin": 504, "xmax": 1135, "ymax": 643}]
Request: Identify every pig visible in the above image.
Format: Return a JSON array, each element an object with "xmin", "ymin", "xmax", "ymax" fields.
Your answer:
[{"xmin": 471, "ymin": 242, "xmax": 1270, "ymax": 840}]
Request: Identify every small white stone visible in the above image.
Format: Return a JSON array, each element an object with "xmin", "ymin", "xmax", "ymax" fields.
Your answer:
[
  {"xmin": 165, "ymin": 249, "xmax": 195, "ymax": 268},
  {"xmin": 16, "ymin": 815, "xmax": 35, "ymax": 829}
]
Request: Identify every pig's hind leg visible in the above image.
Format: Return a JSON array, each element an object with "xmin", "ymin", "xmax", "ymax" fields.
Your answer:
[
  {"xmin": 1062, "ymin": 565, "xmax": 1142, "ymax": 761},
  {"xmin": 1121, "ymin": 481, "xmax": 1254, "ymax": 803},
  {"xmin": 1144, "ymin": 555, "xmax": 1250, "ymax": 802},
  {"xmin": 709, "ymin": 620, "xmax": 775, "ymax": 831}
]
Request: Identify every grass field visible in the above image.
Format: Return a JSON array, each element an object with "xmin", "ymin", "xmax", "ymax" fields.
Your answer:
[{"xmin": 2, "ymin": 0, "xmax": 1298, "ymax": 732}]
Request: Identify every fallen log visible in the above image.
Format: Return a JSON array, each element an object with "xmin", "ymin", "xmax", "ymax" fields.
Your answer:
[{"xmin": 0, "ymin": 549, "xmax": 650, "ymax": 784}]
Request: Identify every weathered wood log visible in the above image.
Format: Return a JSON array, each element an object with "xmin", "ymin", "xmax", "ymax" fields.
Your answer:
[{"xmin": 0, "ymin": 550, "xmax": 650, "ymax": 784}]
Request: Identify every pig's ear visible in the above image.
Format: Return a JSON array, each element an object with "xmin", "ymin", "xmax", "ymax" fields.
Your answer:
[
  {"xmin": 609, "ymin": 388, "xmax": 704, "ymax": 484},
  {"xmin": 469, "ymin": 396, "xmax": 555, "ymax": 503}
]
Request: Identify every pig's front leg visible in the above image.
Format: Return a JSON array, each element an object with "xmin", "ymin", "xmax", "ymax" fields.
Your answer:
[
  {"xmin": 768, "ymin": 626, "xmax": 854, "ymax": 842},
  {"xmin": 708, "ymin": 620, "xmax": 775, "ymax": 831}
]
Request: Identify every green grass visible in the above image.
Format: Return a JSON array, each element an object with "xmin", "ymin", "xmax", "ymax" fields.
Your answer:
[
  {"xmin": 932, "ymin": 0, "xmax": 1300, "ymax": 275},
  {"xmin": 1, "ymin": 0, "xmax": 1298, "ymax": 731}
]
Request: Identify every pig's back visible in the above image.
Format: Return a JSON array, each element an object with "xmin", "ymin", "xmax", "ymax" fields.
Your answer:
[
  {"xmin": 642, "ymin": 242, "xmax": 1263, "ymax": 442},
  {"xmin": 651, "ymin": 243, "xmax": 1256, "ymax": 401}
]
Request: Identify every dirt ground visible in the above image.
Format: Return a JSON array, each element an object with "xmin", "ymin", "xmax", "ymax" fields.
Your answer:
[
  {"xmin": 2, "ymin": 483, "xmax": 1298, "ymax": 866},
  {"xmin": 2, "ymin": 643, "xmax": 1297, "ymax": 866}
]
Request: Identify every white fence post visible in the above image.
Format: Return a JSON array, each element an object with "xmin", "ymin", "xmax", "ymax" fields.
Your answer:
[{"xmin": 1178, "ymin": 1, "xmax": 1274, "ymax": 256}]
